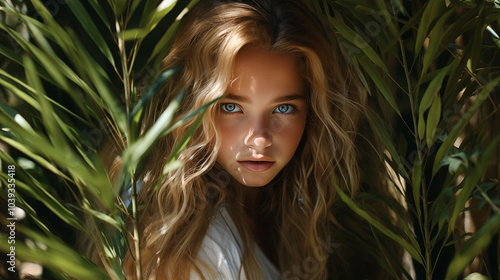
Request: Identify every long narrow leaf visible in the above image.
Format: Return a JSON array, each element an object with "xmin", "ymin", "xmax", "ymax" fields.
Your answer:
[
  {"xmin": 357, "ymin": 56, "xmax": 401, "ymax": 115},
  {"xmin": 0, "ymin": 116, "xmax": 115, "ymax": 210},
  {"xmin": 24, "ymin": 56, "xmax": 68, "ymax": 151},
  {"xmin": 0, "ymin": 229, "xmax": 108, "ymax": 280},
  {"xmin": 128, "ymin": 67, "xmax": 180, "ymax": 121},
  {"xmin": 121, "ymin": 89, "xmax": 185, "ymax": 174},
  {"xmin": 445, "ymin": 214, "xmax": 500, "ymax": 280},
  {"xmin": 50, "ymin": 0, "xmax": 115, "ymax": 64},
  {"xmin": 414, "ymin": 0, "xmax": 445, "ymax": 56},
  {"xmin": 331, "ymin": 19, "xmax": 390, "ymax": 74},
  {"xmin": 417, "ymin": 62, "xmax": 454, "ymax": 140},
  {"xmin": 449, "ymin": 134, "xmax": 500, "ymax": 230},
  {"xmin": 335, "ymin": 184, "xmax": 424, "ymax": 265},
  {"xmin": 432, "ymin": 76, "xmax": 500, "ymax": 174},
  {"xmin": 0, "ymin": 171, "xmax": 84, "ymax": 231}
]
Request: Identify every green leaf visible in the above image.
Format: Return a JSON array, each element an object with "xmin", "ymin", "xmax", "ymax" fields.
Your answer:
[
  {"xmin": 0, "ymin": 18, "xmax": 108, "ymax": 116},
  {"xmin": 425, "ymin": 94, "xmax": 441, "ymax": 148},
  {"xmin": 23, "ymin": 56, "xmax": 68, "ymax": 151},
  {"xmin": 331, "ymin": 19, "xmax": 390, "ymax": 74},
  {"xmin": 414, "ymin": 0, "xmax": 445, "ymax": 56},
  {"xmin": 138, "ymin": 0, "xmax": 170, "ymax": 29},
  {"xmin": 162, "ymin": 160, "xmax": 183, "ymax": 174},
  {"xmin": 113, "ymin": 0, "xmax": 128, "ymax": 16},
  {"xmin": 440, "ymin": 151, "xmax": 468, "ymax": 174},
  {"xmin": 122, "ymin": 89, "xmax": 186, "ymax": 174},
  {"xmin": 74, "ymin": 205, "xmax": 122, "ymax": 230},
  {"xmin": 149, "ymin": 0, "xmax": 178, "ymax": 29},
  {"xmin": 411, "ymin": 157, "xmax": 422, "ymax": 218},
  {"xmin": 169, "ymin": 111, "xmax": 205, "ymax": 161},
  {"xmin": 0, "ymin": 101, "xmax": 33, "ymax": 132},
  {"xmin": 357, "ymin": 56, "xmax": 400, "ymax": 115},
  {"xmin": 0, "ymin": 134, "xmax": 69, "ymax": 180},
  {"xmin": 432, "ymin": 76, "xmax": 500, "ymax": 174},
  {"xmin": 140, "ymin": 0, "xmax": 200, "ymax": 70},
  {"xmin": 129, "ymin": 67, "xmax": 180, "ymax": 121},
  {"xmin": 0, "ymin": 22, "xmax": 69, "ymax": 91},
  {"xmin": 53, "ymin": 0, "xmax": 115, "ymax": 64},
  {"xmin": 449, "ymin": 134, "xmax": 500, "ymax": 230},
  {"xmin": 163, "ymin": 95, "xmax": 223, "ymax": 136},
  {"xmin": 367, "ymin": 111, "xmax": 408, "ymax": 179},
  {"xmin": 446, "ymin": 214, "xmax": 500, "ymax": 280},
  {"xmin": 150, "ymin": 19, "xmax": 182, "ymax": 65},
  {"xmin": 335, "ymin": 184, "xmax": 424, "ymax": 265},
  {"xmin": 418, "ymin": 114, "xmax": 426, "ymax": 141},
  {"xmin": 418, "ymin": 62, "xmax": 454, "ymax": 141},
  {"xmin": 421, "ymin": 9, "xmax": 455, "ymax": 75},
  {"xmin": 486, "ymin": 25, "xmax": 500, "ymax": 50},
  {"xmin": 0, "ymin": 172, "xmax": 83, "ymax": 231},
  {"xmin": 0, "ymin": 117, "xmax": 115, "ymax": 210},
  {"xmin": 0, "ymin": 229, "xmax": 108, "ymax": 280},
  {"xmin": 120, "ymin": 28, "xmax": 149, "ymax": 41},
  {"xmin": 65, "ymin": 30, "xmax": 127, "ymax": 133},
  {"xmin": 86, "ymin": 0, "xmax": 110, "ymax": 27}
]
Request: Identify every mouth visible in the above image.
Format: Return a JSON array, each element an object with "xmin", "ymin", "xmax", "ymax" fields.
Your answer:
[{"xmin": 237, "ymin": 160, "xmax": 275, "ymax": 172}]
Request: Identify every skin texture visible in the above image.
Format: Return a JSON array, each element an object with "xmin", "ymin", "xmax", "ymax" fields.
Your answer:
[{"xmin": 216, "ymin": 47, "xmax": 308, "ymax": 187}]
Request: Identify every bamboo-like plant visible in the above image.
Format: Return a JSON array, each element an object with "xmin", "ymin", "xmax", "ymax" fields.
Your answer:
[
  {"xmin": 0, "ymin": 0, "xmax": 201, "ymax": 279},
  {"xmin": 309, "ymin": 0, "xmax": 499, "ymax": 279},
  {"xmin": 1, "ymin": 0, "xmax": 499, "ymax": 279}
]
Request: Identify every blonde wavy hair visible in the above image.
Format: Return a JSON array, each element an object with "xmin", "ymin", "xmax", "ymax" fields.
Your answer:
[{"xmin": 123, "ymin": 0, "xmax": 367, "ymax": 279}]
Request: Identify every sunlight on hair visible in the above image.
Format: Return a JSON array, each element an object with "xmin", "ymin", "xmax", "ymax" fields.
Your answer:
[{"xmin": 160, "ymin": 224, "xmax": 168, "ymax": 235}]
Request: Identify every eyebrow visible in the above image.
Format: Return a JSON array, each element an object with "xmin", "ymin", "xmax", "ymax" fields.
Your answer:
[{"xmin": 224, "ymin": 93, "xmax": 306, "ymax": 103}]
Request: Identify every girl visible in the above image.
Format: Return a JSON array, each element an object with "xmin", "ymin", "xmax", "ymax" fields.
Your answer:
[{"xmin": 124, "ymin": 0, "xmax": 372, "ymax": 278}]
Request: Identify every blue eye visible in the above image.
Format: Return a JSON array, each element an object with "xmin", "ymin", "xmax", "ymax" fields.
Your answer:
[
  {"xmin": 221, "ymin": 103, "xmax": 241, "ymax": 113},
  {"xmin": 274, "ymin": 104, "xmax": 294, "ymax": 114}
]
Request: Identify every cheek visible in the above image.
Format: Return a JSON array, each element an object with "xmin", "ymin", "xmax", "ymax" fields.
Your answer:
[
  {"xmin": 218, "ymin": 123, "xmax": 239, "ymax": 146},
  {"xmin": 271, "ymin": 115, "xmax": 307, "ymax": 150},
  {"xmin": 216, "ymin": 122, "xmax": 242, "ymax": 164}
]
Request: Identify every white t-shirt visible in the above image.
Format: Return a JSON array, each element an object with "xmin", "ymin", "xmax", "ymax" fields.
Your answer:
[{"xmin": 193, "ymin": 206, "xmax": 281, "ymax": 279}]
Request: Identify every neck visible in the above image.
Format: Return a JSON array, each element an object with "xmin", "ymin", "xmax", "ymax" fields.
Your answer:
[{"xmin": 227, "ymin": 178, "xmax": 279, "ymax": 266}]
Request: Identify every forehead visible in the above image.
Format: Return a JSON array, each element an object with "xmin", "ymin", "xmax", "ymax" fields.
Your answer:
[{"xmin": 229, "ymin": 47, "xmax": 306, "ymax": 97}]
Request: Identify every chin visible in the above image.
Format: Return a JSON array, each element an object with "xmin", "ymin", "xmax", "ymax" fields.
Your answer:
[
  {"xmin": 236, "ymin": 176, "xmax": 273, "ymax": 187},
  {"xmin": 244, "ymin": 182, "xmax": 269, "ymax": 187}
]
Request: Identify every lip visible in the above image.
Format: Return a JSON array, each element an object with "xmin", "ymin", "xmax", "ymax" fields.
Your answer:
[{"xmin": 238, "ymin": 161, "xmax": 275, "ymax": 172}]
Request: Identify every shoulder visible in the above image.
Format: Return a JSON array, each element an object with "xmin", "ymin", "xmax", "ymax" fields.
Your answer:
[{"xmin": 194, "ymin": 206, "xmax": 245, "ymax": 279}]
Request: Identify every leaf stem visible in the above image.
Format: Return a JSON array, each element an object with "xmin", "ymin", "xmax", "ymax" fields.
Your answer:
[
  {"xmin": 117, "ymin": 14, "xmax": 141, "ymax": 279},
  {"xmin": 117, "ymin": 19, "xmax": 131, "ymax": 117},
  {"xmin": 399, "ymin": 37, "xmax": 432, "ymax": 279},
  {"xmin": 131, "ymin": 177, "xmax": 142, "ymax": 280}
]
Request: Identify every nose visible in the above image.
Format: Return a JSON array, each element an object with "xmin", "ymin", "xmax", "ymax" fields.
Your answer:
[{"xmin": 244, "ymin": 117, "xmax": 273, "ymax": 149}]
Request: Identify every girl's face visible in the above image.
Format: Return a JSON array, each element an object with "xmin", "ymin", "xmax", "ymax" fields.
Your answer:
[{"xmin": 216, "ymin": 47, "xmax": 308, "ymax": 187}]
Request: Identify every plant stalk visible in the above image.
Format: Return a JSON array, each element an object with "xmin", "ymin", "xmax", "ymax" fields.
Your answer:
[
  {"xmin": 117, "ymin": 14, "xmax": 142, "ymax": 279},
  {"xmin": 131, "ymin": 177, "xmax": 142, "ymax": 280},
  {"xmin": 399, "ymin": 37, "xmax": 432, "ymax": 279}
]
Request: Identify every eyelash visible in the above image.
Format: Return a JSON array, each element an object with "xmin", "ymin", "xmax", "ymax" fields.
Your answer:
[
  {"xmin": 220, "ymin": 103, "xmax": 242, "ymax": 113},
  {"xmin": 219, "ymin": 103, "xmax": 297, "ymax": 114},
  {"xmin": 274, "ymin": 104, "xmax": 295, "ymax": 114}
]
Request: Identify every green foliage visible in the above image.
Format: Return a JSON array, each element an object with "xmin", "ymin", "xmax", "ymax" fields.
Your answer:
[
  {"xmin": 313, "ymin": 0, "xmax": 500, "ymax": 278},
  {"xmin": 1, "ymin": 0, "xmax": 499, "ymax": 279},
  {"xmin": 0, "ymin": 0, "xmax": 199, "ymax": 279}
]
